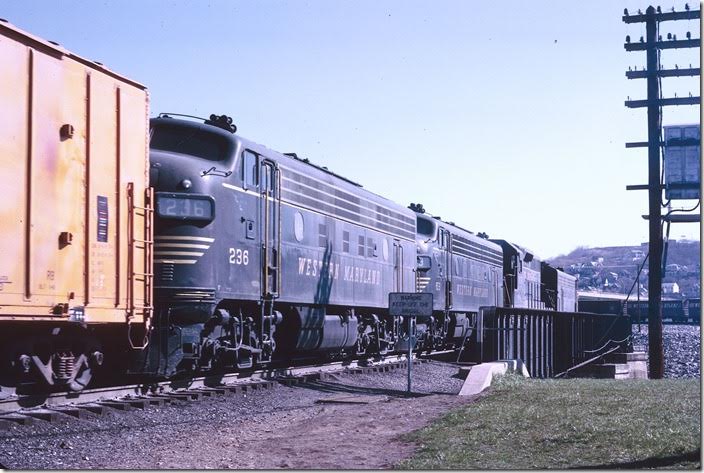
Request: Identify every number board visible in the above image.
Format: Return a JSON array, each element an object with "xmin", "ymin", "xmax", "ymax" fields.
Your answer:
[{"xmin": 389, "ymin": 292, "xmax": 433, "ymax": 317}]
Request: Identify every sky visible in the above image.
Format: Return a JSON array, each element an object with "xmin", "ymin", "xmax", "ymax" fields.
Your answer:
[{"xmin": 2, "ymin": 0, "xmax": 701, "ymax": 258}]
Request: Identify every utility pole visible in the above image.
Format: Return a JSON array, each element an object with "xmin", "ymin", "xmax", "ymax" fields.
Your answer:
[
  {"xmin": 623, "ymin": 5, "xmax": 701, "ymax": 379},
  {"xmin": 644, "ymin": 6, "xmax": 665, "ymax": 380}
]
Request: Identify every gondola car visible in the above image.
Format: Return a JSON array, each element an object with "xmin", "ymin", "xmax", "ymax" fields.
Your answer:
[{"xmin": 133, "ymin": 114, "xmax": 417, "ymax": 376}]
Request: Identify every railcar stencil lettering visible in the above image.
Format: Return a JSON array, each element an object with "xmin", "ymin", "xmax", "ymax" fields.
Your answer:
[{"xmin": 297, "ymin": 256, "xmax": 381, "ymax": 285}]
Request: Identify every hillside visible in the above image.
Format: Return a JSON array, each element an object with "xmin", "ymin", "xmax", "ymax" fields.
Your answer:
[{"xmin": 548, "ymin": 240, "xmax": 701, "ymax": 299}]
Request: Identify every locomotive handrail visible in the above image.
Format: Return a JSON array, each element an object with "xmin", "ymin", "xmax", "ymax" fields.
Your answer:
[{"xmin": 260, "ymin": 159, "xmax": 281, "ymax": 299}]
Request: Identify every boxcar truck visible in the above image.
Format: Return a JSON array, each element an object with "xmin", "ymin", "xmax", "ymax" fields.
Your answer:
[{"xmin": 0, "ymin": 20, "xmax": 152, "ymax": 392}]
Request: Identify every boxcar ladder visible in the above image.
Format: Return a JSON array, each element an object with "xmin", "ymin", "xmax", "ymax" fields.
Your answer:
[{"xmin": 126, "ymin": 183, "xmax": 154, "ymax": 349}]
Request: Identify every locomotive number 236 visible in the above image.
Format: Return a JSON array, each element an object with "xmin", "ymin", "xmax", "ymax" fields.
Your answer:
[{"xmin": 229, "ymin": 248, "xmax": 249, "ymax": 265}]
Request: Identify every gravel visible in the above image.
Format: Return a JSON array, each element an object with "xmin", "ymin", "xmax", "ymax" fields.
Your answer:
[
  {"xmin": 631, "ymin": 324, "xmax": 701, "ymax": 378},
  {"xmin": 1, "ymin": 323, "xmax": 695, "ymax": 469},
  {"xmin": 0, "ymin": 360, "xmax": 468, "ymax": 470}
]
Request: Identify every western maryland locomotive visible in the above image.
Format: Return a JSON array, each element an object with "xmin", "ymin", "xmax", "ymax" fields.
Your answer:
[
  {"xmin": 137, "ymin": 113, "xmax": 417, "ymax": 376},
  {"xmin": 0, "ymin": 21, "xmax": 576, "ymax": 391}
]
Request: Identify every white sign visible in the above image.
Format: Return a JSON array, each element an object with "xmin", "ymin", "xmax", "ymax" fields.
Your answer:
[
  {"xmin": 664, "ymin": 124, "xmax": 700, "ymax": 200},
  {"xmin": 389, "ymin": 292, "xmax": 433, "ymax": 317}
]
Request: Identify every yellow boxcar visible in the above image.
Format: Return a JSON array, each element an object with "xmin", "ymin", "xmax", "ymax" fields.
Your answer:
[{"xmin": 0, "ymin": 20, "xmax": 152, "ymax": 391}]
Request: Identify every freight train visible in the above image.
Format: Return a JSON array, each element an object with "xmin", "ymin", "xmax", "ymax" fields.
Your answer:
[
  {"xmin": 579, "ymin": 298, "xmax": 701, "ymax": 324},
  {"xmin": 0, "ymin": 21, "xmax": 576, "ymax": 392}
]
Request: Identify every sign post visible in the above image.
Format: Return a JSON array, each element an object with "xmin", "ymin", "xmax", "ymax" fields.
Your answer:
[{"xmin": 389, "ymin": 292, "xmax": 433, "ymax": 394}]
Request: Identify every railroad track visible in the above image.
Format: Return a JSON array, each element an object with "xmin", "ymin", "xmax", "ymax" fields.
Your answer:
[{"xmin": 0, "ymin": 355, "xmax": 417, "ymax": 427}]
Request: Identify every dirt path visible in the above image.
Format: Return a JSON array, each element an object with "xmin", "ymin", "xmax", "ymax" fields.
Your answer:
[
  {"xmin": 150, "ymin": 394, "xmax": 475, "ymax": 469},
  {"xmin": 0, "ymin": 362, "xmax": 474, "ymax": 469}
]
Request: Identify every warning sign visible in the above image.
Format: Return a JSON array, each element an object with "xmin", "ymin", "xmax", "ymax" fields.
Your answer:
[{"xmin": 388, "ymin": 292, "xmax": 433, "ymax": 317}]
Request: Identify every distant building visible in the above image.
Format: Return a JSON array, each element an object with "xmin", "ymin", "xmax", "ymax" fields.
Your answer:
[{"xmin": 662, "ymin": 282, "xmax": 680, "ymax": 294}]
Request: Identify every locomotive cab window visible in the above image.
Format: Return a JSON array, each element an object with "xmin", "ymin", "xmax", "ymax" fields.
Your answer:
[
  {"xmin": 150, "ymin": 123, "xmax": 230, "ymax": 162},
  {"xmin": 342, "ymin": 231, "xmax": 350, "ymax": 253},
  {"xmin": 242, "ymin": 150, "xmax": 258, "ymax": 189},
  {"xmin": 416, "ymin": 216, "xmax": 436, "ymax": 240}
]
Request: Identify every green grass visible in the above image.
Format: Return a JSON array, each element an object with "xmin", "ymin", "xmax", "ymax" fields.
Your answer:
[{"xmin": 398, "ymin": 375, "xmax": 701, "ymax": 470}]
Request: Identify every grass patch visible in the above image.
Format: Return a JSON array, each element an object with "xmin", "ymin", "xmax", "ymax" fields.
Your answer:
[{"xmin": 398, "ymin": 375, "xmax": 701, "ymax": 469}]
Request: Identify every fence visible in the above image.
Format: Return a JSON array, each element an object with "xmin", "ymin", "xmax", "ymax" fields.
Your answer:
[{"xmin": 470, "ymin": 307, "xmax": 633, "ymax": 378}]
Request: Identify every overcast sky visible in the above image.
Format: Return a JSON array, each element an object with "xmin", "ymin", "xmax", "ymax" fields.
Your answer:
[{"xmin": 2, "ymin": 0, "xmax": 700, "ymax": 258}]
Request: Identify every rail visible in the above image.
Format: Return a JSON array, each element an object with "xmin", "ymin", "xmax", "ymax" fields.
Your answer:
[{"xmin": 0, "ymin": 355, "xmax": 412, "ymax": 414}]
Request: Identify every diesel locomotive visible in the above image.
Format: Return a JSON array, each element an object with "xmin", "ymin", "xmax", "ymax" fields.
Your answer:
[
  {"xmin": 133, "ymin": 113, "xmax": 417, "ymax": 376},
  {"xmin": 0, "ymin": 21, "xmax": 577, "ymax": 392}
]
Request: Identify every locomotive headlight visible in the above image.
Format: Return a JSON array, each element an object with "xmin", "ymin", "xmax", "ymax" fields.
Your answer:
[{"xmin": 179, "ymin": 179, "xmax": 193, "ymax": 190}]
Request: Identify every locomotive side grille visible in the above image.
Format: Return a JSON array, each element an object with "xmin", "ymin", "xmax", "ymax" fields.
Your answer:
[
  {"xmin": 159, "ymin": 263, "xmax": 175, "ymax": 282},
  {"xmin": 278, "ymin": 167, "xmax": 416, "ymax": 241},
  {"xmin": 451, "ymin": 235, "xmax": 503, "ymax": 267}
]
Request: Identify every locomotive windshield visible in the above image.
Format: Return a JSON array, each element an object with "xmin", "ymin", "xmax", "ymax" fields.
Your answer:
[
  {"xmin": 150, "ymin": 123, "xmax": 230, "ymax": 162},
  {"xmin": 416, "ymin": 216, "xmax": 436, "ymax": 238}
]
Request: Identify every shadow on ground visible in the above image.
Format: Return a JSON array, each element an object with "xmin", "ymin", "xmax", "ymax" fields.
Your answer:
[
  {"xmin": 571, "ymin": 449, "xmax": 701, "ymax": 469},
  {"xmin": 293, "ymin": 380, "xmax": 443, "ymax": 398}
]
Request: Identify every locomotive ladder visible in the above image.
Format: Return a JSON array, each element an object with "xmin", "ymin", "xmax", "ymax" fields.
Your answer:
[
  {"xmin": 259, "ymin": 160, "xmax": 282, "ymax": 363},
  {"xmin": 126, "ymin": 183, "xmax": 154, "ymax": 349}
]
